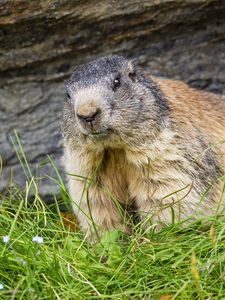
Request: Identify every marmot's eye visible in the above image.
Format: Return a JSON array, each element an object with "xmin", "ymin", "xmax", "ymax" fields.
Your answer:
[
  {"xmin": 66, "ymin": 92, "xmax": 71, "ymax": 100},
  {"xmin": 113, "ymin": 77, "xmax": 121, "ymax": 89}
]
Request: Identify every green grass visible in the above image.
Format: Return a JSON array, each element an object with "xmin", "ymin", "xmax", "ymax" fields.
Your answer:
[
  {"xmin": 0, "ymin": 133, "xmax": 225, "ymax": 299},
  {"xmin": 1, "ymin": 193, "xmax": 225, "ymax": 300}
]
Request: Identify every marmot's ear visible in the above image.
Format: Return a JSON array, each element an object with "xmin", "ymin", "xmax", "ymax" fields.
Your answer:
[{"xmin": 122, "ymin": 58, "xmax": 139, "ymax": 82}]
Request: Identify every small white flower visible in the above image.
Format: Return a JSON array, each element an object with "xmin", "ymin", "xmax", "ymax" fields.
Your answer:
[
  {"xmin": 18, "ymin": 257, "xmax": 26, "ymax": 266},
  {"xmin": 0, "ymin": 283, "xmax": 4, "ymax": 290},
  {"xmin": 32, "ymin": 236, "xmax": 44, "ymax": 245},
  {"xmin": 2, "ymin": 236, "xmax": 10, "ymax": 244}
]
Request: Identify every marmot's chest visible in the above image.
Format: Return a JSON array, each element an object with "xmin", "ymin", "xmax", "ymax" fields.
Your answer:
[
  {"xmin": 97, "ymin": 148, "xmax": 144, "ymax": 205},
  {"xmin": 96, "ymin": 147, "xmax": 196, "ymax": 207}
]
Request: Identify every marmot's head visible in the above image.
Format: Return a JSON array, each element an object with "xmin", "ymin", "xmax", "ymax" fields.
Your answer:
[{"xmin": 63, "ymin": 56, "xmax": 168, "ymax": 149}]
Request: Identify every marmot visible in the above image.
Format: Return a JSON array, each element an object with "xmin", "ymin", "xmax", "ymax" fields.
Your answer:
[{"xmin": 62, "ymin": 55, "xmax": 225, "ymax": 238}]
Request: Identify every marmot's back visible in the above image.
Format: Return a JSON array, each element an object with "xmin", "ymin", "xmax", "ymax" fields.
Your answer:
[{"xmin": 154, "ymin": 76, "xmax": 225, "ymax": 159}]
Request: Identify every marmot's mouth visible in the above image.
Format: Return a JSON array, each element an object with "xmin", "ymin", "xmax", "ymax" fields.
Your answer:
[
  {"xmin": 86, "ymin": 128, "xmax": 113, "ymax": 140},
  {"xmin": 90, "ymin": 132, "xmax": 102, "ymax": 135},
  {"xmin": 89, "ymin": 131, "xmax": 109, "ymax": 139}
]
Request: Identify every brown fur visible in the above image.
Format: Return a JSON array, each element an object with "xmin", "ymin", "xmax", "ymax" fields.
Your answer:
[{"xmin": 62, "ymin": 56, "xmax": 225, "ymax": 238}]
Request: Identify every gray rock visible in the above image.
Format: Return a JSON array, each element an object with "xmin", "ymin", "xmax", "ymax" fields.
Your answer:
[{"xmin": 0, "ymin": 0, "xmax": 225, "ymax": 198}]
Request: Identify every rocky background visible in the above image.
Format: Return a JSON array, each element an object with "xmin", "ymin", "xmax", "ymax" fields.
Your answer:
[{"xmin": 0, "ymin": 0, "xmax": 225, "ymax": 198}]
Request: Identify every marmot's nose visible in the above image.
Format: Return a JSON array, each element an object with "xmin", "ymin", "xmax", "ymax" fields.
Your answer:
[{"xmin": 76, "ymin": 108, "xmax": 100, "ymax": 124}]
